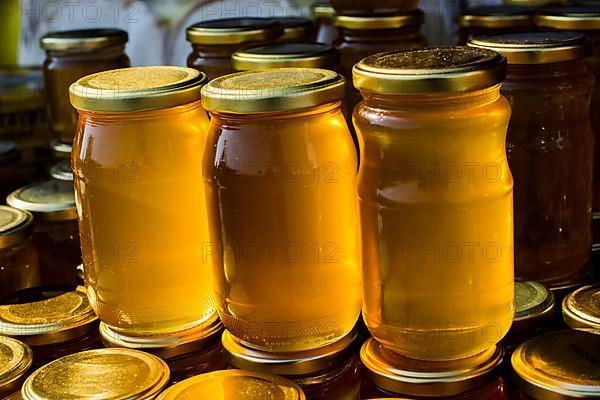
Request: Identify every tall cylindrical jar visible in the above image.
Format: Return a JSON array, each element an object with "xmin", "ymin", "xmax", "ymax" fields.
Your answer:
[
  {"xmin": 353, "ymin": 47, "xmax": 515, "ymax": 360},
  {"xmin": 201, "ymin": 68, "xmax": 362, "ymax": 352},
  {"xmin": 70, "ymin": 66, "xmax": 217, "ymax": 341}
]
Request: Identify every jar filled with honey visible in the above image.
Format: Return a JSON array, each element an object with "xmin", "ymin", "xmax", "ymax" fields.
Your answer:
[
  {"xmin": 70, "ymin": 66, "xmax": 217, "ymax": 341},
  {"xmin": 201, "ymin": 68, "xmax": 361, "ymax": 352},
  {"xmin": 7, "ymin": 180, "xmax": 81, "ymax": 287},
  {"xmin": 353, "ymin": 47, "xmax": 514, "ymax": 361},
  {"xmin": 275, "ymin": 17, "xmax": 314, "ymax": 43},
  {"xmin": 232, "ymin": 43, "xmax": 340, "ymax": 71},
  {"xmin": 41, "ymin": 29, "xmax": 130, "ymax": 144},
  {"xmin": 458, "ymin": 6, "xmax": 537, "ymax": 45},
  {"xmin": 222, "ymin": 330, "xmax": 361, "ymax": 400},
  {"xmin": 312, "ymin": 1, "xmax": 337, "ymax": 44},
  {"xmin": 330, "ymin": 0, "xmax": 420, "ymax": 14},
  {"xmin": 469, "ymin": 32, "xmax": 595, "ymax": 288},
  {"xmin": 0, "ymin": 336, "xmax": 32, "ymax": 399},
  {"xmin": 186, "ymin": 18, "xmax": 283, "ymax": 80},
  {"xmin": 562, "ymin": 284, "xmax": 600, "ymax": 333}
]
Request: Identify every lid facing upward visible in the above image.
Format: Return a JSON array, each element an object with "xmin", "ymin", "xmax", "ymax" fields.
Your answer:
[
  {"xmin": 49, "ymin": 159, "xmax": 74, "ymax": 182},
  {"xmin": 186, "ymin": 18, "xmax": 283, "ymax": 45},
  {"xmin": 468, "ymin": 31, "xmax": 592, "ymax": 64},
  {"xmin": 460, "ymin": 6, "xmax": 537, "ymax": 28},
  {"xmin": 40, "ymin": 29, "xmax": 128, "ymax": 52},
  {"xmin": 6, "ymin": 180, "xmax": 76, "ymax": 221},
  {"xmin": 334, "ymin": 10, "xmax": 424, "ymax": 30},
  {"xmin": 537, "ymin": 6, "xmax": 600, "ymax": 30},
  {"xmin": 22, "ymin": 348, "xmax": 170, "ymax": 400},
  {"xmin": 513, "ymin": 280, "xmax": 555, "ymax": 332},
  {"xmin": 353, "ymin": 47, "xmax": 506, "ymax": 94},
  {"xmin": 0, "ymin": 336, "xmax": 32, "ymax": 396},
  {"xmin": 563, "ymin": 284, "xmax": 600, "ymax": 333},
  {"xmin": 202, "ymin": 68, "xmax": 345, "ymax": 113},
  {"xmin": 0, "ymin": 206, "xmax": 34, "ymax": 249},
  {"xmin": 156, "ymin": 370, "xmax": 306, "ymax": 400},
  {"xmin": 232, "ymin": 43, "xmax": 340, "ymax": 70},
  {"xmin": 512, "ymin": 330, "xmax": 600, "ymax": 399}
]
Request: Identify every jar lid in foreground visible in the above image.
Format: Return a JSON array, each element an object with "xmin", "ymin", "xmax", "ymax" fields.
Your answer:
[
  {"xmin": 563, "ymin": 284, "xmax": 600, "ymax": 333},
  {"xmin": 468, "ymin": 31, "xmax": 592, "ymax": 64},
  {"xmin": 202, "ymin": 68, "xmax": 345, "ymax": 113},
  {"xmin": 156, "ymin": 370, "xmax": 306, "ymax": 400},
  {"xmin": 186, "ymin": 18, "xmax": 283, "ymax": 45},
  {"xmin": 0, "ymin": 206, "xmax": 34, "ymax": 250},
  {"xmin": 512, "ymin": 330, "xmax": 600, "ymax": 399},
  {"xmin": 223, "ymin": 329, "xmax": 357, "ymax": 376},
  {"xmin": 232, "ymin": 43, "xmax": 340, "ymax": 71},
  {"xmin": 460, "ymin": 6, "xmax": 537, "ymax": 28},
  {"xmin": 70, "ymin": 66, "xmax": 206, "ymax": 113},
  {"xmin": 0, "ymin": 336, "xmax": 32, "ymax": 397},
  {"xmin": 513, "ymin": 280, "xmax": 555, "ymax": 333},
  {"xmin": 40, "ymin": 29, "xmax": 128, "ymax": 52},
  {"xmin": 360, "ymin": 338, "xmax": 504, "ymax": 397},
  {"xmin": 334, "ymin": 10, "xmax": 424, "ymax": 30},
  {"xmin": 49, "ymin": 159, "xmax": 73, "ymax": 182},
  {"xmin": 0, "ymin": 287, "xmax": 98, "ymax": 346},
  {"xmin": 7, "ymin": 180, "xmax": 76, "ymax": 221},
  {"xmin": 537, "ymin": 6, "xmax": 600, "ymax": 30},
  {"xmin": 276, "ymin": 17, "xmax": 314, "ymax": 41},
  {"xmin": 22, "ymin": 348, "xmax": 169, "ymax": 400},
  {"xmin": 312, "ymin": 1, "xmax": 335, "ymax": 19},
  {"xmin": 353, "ymin": 47, "xmax": 506, "ymax": 94}
]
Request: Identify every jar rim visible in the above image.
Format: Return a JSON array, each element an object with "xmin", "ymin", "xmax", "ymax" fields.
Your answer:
[
  {"xmin": 186, "ymin": 18, "xmax": 284, "ymax": 45},
  {"xmin": 459, "ymin": 5, "xmax": 537, "ymax": 29},
  {"xmin": 512, "ymin": 280, "xmax": 555, "ymax": 333},
  {"xmin": 40, "ymin": 28, "xmax": 128, "ymax": 52},
  {"xmin": 334, "ymin": 9, "xmax": 424, "ymax": 30},
  {"xmin": 0, "ymin": 336, "xmax": 32, "ymax": 394},
  {"xmin": 312, "ymin": 2, "xmax": 335, "ymax": 19},
  {"xmin": 537, "ymin": 6, "xmax": 600, "ymax": 30},
  {"xmin": 49, "ymin": 159, "xmax": 74, "ymax": 182},
  {"xmin": 0, "ymin": 206, "xmax": 34, "ymax": 250},
  {"xmin": 562, "ymin": 284, "xmax": 600, "ymax": 331},
  {"xmin": 7, "ymin": 180, "xmax": 77, "ymax": 221},
  {"xmin": 232, "ymin": 43, "xmax": 340, "ymax": 71}
]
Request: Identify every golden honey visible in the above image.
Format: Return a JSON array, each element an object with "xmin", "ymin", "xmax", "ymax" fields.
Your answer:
[{"xmin": 202, "ymin": 68, "xmax": 361, "ymax": 352}]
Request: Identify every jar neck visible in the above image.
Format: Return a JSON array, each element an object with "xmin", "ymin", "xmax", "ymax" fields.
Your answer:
[
  {"xmin": 45, "ymin": 45, "xmax": 126, "ymax": 61},
  {"xmin": 210, "ymin": 101, "xmax": 343, "ymax": 123},
  {"xmin": 79, "ymin": 100, "xmax": 204, "ymax": 123},
  {"xmin": 338, "ymin": 25, "xmax": 422, "ymax": 42}
]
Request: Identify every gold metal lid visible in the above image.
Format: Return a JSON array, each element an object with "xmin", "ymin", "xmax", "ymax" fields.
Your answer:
[
  {"xmin": 202, "ymin": 68, "xmax": 345, "ymax": 114},
  {"xmin": 563, "ymin": 284, "xmax": 600, "ymax": 333},
  {"xmin": 0, "ymin": 287, "xmax": 98, "ymax": 347},
  {"xmin": 40, "ymin": 29, "xmax": 128, "ymax": 52},
  {"xmin": 70, "ymin": 66, "xmax": 206, "ymax": 113},
  {"xmin": 512, "ymin": 330, "xmax": 600, "ymax": 399},
  {"xmin": 460, "ymin": 5, "xmax": 537, "ymax": 28},
  {"xmin": 186, "ymin": 18, "xmax": 284, "ymax": 45},
  {"xmin": 276, "ymin": 17, "xmax": 314, "ymax": 41},
  {"xmin": 22, "ymin": 348, "xmax": 170, "ymax": 400},
  {"xmin": 0, "ymin": 206, "xmax": 34, "ymax": 250},
  {"xmin": 0, "ymin": 336, "xmax": 32, "ymax": 396},
  {"xmin": 232, "ymin": 43, "xmax": 340, "ymax": 71},
  {"xmin": 513, "ymin": 280, "xmax": 555, "ymax": 333},
  {"xmin": 49, "ymin": 159, "xmax": 73, "ymax": 182},
  {"xmin": 353, "ymin": 47, "xmax": 506, "ymax": 94},
  {"xmin": 537, "ymin": 6, "xmax": 600, "ymax": 30},
  {"xmin": 361, "ymin": 338, "xmax": 504, "ymax": 397},
  {"xmin": 156, "ymin": 370, "xmax": 306, "ymax": 400},
  {"xmin": 312, "ymin": 1, "xmax": 335, "ymax": 19},
  {"xmin": 222, "ymin": 329, "xmax": 357, "ymax": 376},
  {"xmin": 334, "ymin": 10, "xmax": 424, "ymax": 30},
  {"xmin": 468, "ymin": 31, "xmax": 593, "ymax": 64},
  {"xmin": 6, "ymin": 180, "xmax": 77, "ymax": 221},
  {"xmin": 100, "ymin": 312, "xmax": 223, "ymax": 359}
]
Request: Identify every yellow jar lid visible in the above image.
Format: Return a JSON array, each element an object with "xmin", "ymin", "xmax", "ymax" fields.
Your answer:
[
  {"xmin": 22, "ymin": 348, "xmax": 170, "ymax": 400},
  {"xmin": 0, "ymin": 336, "xmax": 32, "ymax": 397},
  {"xmin": 0, "ymin": 287, "xmax": 98, "ymax": 346},
  {"xmin": 512, "ymin": 330, "xmax": 600, "ymax": 399},
  {"xmin": 6, "ymin": 180, "xmax": 77, "ymax": 221},
  {"xmin": 334, "ymin": 10, "xmax": 423, "ymax": 30},
  {"xmin": 70, "ymin": 66, "xmax": 206, "ymax": 113},
  {"xmin": 49, "ymin": 159, "xmax": 74, "ymax": 182},
  {"xmin": 222, "ymin": 329, "xmax": 357, "ymax": 376},
  {"xmin": 537, "ymin": 6, "xmax": 600, "ymax": 30},
  {"xmin": 232, "ymin": 43, "xmax": 340, "ymax": 71},
  {"xmin": 0, "ymin": 206, "xmax": 33, "ymax": 250},
  {"xmin": 460, "ymin": 5, "xmax": 537, "ymax": 29},
  {"xmin": 312, "ymin": 1, "xmax": 335, "ymax": 19},
  {"xmin": 276, "ymin": 17, "xmax": 314, "ymax": 41},
  {"xmin": 513, "ymin": 281, "xmax": 555, "ymax": 333},
  {"xmin": 353, "ymin": 47, "xmax": 506, "ymax": 94},
  {"xmin": 562, "ymin": 284, "xmax": 600, "ymax": 333},
  {"xmin": 186, "ymin": 18, "xmax": 283, "ymax": 45},
  {"xmin": 202, "ymin": 68, "xmax": 345, "ymax": 113},
  {"xmin": 361, "ymin": 338, "xmax": 504, "ymax": 397},
  {"xmin": 40, "ymin": 29, "xmax": 128, "ymax": 52},
  {"xmin": 468, "ymin": 31, "xmax": 593, "ymax": 64},
  {"xmin": 156, "ymin": 370, "xmax": 306, "ymax": 400}
]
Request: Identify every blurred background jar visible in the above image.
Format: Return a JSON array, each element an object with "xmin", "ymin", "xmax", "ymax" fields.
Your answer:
[
  {"xmin": 330, "ymin": 0, "xmax": 421, "ymax": 14},
  {"xmin": 312, "ymin": 1, "xmax": 338, "ymax": 44},
  {"xmin": 458, "ymin": 5, "xmax": 537, "ymax": 45},
  {"xmin": 232, "ymin": 43, "xmax": 340, "ymax": 71},
  {"xmin": 0, "ymin": 142, "xmax": 27, "ymax": 201},
  {"xmin": 274, "ymin": 17, "xmax": 315, "ymax": 42}
]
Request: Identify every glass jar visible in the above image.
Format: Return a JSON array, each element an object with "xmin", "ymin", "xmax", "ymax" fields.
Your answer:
[
  {"xmin": 41, "ymin": 29, "xmax": 130, "ymax": 144},
  {"xmin": 222, "ymin": 330, "xmax": 361, "ymax": 400},
  {"xmin": 186, "ymin": 18, "xmax": 283, "ymax": 81},
  {"xmin": 156, "ymin": 370, "xmax": 306, "ymax": 400},
  {"xmin": 49, "ymin": 159, "xmax": 73, "ymax": 181},
  {"xmin": 330, "ymin": 0, "xmax": 420, "ymax": 14},
  {"xmin": 70, "ymin": 66, "xmax": 217, "ymax": 339},
  {"xmin": 505, "ymin": 0, "xmax": 566, "ymax": 5},
  {"xmin": 7, "ymin": 180, "xmax": 81, "ymax": 288},
  {"xmin": 511, "ymin": 330, "xmax": 600, "ymax": 399},
  {"xmin": 313, "ymin": 1, "xmax": 338, "ymax": 44},
  {"xmin": 458, "ymin": 6, "xmax": 537, "ymax": 45},
  {"xmin": 0, "ymin": 337, "xmax": 32, "ymax": 399},
  {"xmin": 353, "ymin": 47, "xmax": 514, "ymax": 360},
  {"xmin": 201, "ymin": 68, "xmax": 361, "ymax": 352},
  {"xmin": 275, "ymin": 17, "xmax": 314, "ymax": 43},
  {"xmin": 21, "ymin": 348, "xmax": 170, "ymax": 400},
  {"xmin": 469, "ymin": 32, "xmax": 595, "ymax": 288},
  {"xmin": 0, "ymin": 206, "xmax": 40, "ymax": 301},
  {"xmin": 232, "ymin": 43, "xmax": 340, "ymax": 71},
  {"xmin": 361, "ymin": 339, "xmax": 508, "ymax": 399},
  {"xmin": 562, "ymin": 284, "xmax": 600, "ymax": 333},
  {"xmin": 0, "ymin": 141, "xmax": 26, "ymax": 201}
]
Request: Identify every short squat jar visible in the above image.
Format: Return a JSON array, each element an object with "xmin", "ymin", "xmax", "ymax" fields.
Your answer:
[
  {"xmin": 40, "ymin": 29, "xmax": 130, "ymax": 144},
  {"xmin": 201, "ymin": 68, "xmax": 362, "ymax": 352},
  {"xmin": 470, "ymin": 32, "xmax": 595, "ymax": 288},
  {"xmin": 458, "ymin": 5, "xmax": 537, "ymax": 45},
  {"xmin": 70, "ymin": 67, "xmax": 217, "ymax": 340},
  {"xmin": 353, "ymin": 47, "xmax": 515, "ymax": 360}
]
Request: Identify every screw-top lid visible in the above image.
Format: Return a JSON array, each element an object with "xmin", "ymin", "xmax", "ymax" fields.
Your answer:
[
  {"xmin": 0, "ymin": 336, "xmax": 32, "ymax": 397},
  {"xmin": 49, "ymin": 140, "xmax": 72, "ymax": 157},
  {"xmin": 275, "ymin": 17, "xmax": 314, "ymax": 41},
  {"xmin": 513, "ymin": 280, "xmax": 555, "ymax": 333},
  {"xmin": 537, "ymin": 6, "xmax": 600, "ymax": 30},
  {"xmin": 334, "ymin": 10, "xmax": 424, "ymax": 30},
  {"xmin": 186, "ymin": 18, "xmax": 283, "ymax": 45},
  {"xmin": 49, "ymin": 159, "xmax": 73, "ymax": 182},
  {"xmin": 40, "ymin": 29, "xmax": 128, "ymax": 52},
  {"xmin": 232, "ymin": 43, "xmax": 340, "ymax": 70},
  {"xmin": 312, "ymin": 1, "xmax": 335, "ymax": 19},
  {"xmin": 0, "ymin": 206, "xmax": 34, "ymax": 250},
  {"xmin": 563, "ymin": 284, "xmax": 600, "ymax": 333},
  {"xmin": 460, "ymin": 6, "xmax": 537, "ymax": 28},
  {"xmin": 7, "ymin": 180, "xmax": 76, "ymax": 221}
]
